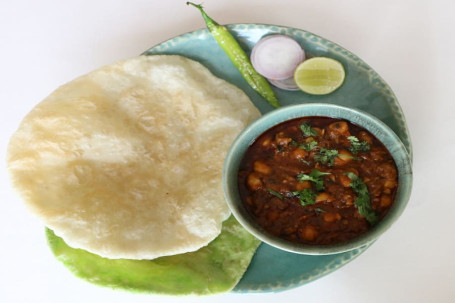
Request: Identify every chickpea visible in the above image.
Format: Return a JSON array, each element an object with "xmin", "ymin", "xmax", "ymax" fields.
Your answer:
[
  {"xmin": 383, "ymin": 178, "xmax": 397, "ymax": 195},
  {"xmin": 275, "ymin": 132, "xmax": 292, "ymax": 146},
  {"xmin": 327, "ymin": 121, "xmax": 350, "ymax": 138},
  {"xmin": 342, "ymin": 194, "xmax": 354, "ymax": 206},
  {"xmin": 327, "ymin": 174, "xmax": 336, "ymax": 182},
  {"xmin": 292, "ymin": 148, "xmax": 307, "ymax": 160},
  {"xmin": 380, "ymin": 195, "xmax": 393, "ymax": 207},
  {"xmin": 323, "ymin": 212, "xmax": 342, "ymax": 223},
  {"xmin": 383, "ymin": 179, "xmax": 397, "ymax": 189},
  {"xmin": 247, "ymin": 172, "xmax": 262, "ymax": 191},
  {"xmin": 339, "ymin": 174, "xmax": 353, "ymax": 187},
  {"xmin": 379, "ymin": 163, "xmax": 398, "ymax": 179},
  {"xmin": 261, "ymin": 136, "xmax": 272, "ymax": 147},
  {"xmin": 284, "ymin": 226, "xmax": 297, "ymax": 235},
  {"xmin": 300, "ymin": 225, "xmax": 318, "ymax": 241},
  {"xmin": 296, "ymin": 180, "xmax": 312, "ymax": 190},
  {"xmin": 357, "ymin": 131, "xmax": 373, "ymax": 145},
  {"xmin": 254, "ymin": 160, "xmax": 271, "ymax": 175},
  {"xmin": 315, "ymin": 192, "xmax": 335, "ymax": 203},
  {"xmin": 370, "ymin": 147, "xmax": 386, "ymax": 161},
  {"xmin": 312, "ymin": 127, "xmax": 324, "ymax": 136},
  {"xmin": 334, "ymin": 149, "xmax": 354, "ymax": 166},
  {"xmin": 370, "ymin": 183, "xmax": 383, "ymax": 197}
]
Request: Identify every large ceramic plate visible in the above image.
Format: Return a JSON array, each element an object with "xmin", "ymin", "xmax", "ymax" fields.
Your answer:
[{"xmin": 145, "ymin": 24, "xmax": 412, "ymax": 293}]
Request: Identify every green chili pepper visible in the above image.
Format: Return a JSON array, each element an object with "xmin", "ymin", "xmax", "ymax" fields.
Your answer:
[{"xmin": 187, "ymin": 2, "xmax": 281, "ymax": 108}]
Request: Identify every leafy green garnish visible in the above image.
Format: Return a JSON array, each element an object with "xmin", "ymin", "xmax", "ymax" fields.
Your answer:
[
  {"xmin": 290, "ymin": 140, "xmax": 299, "ymax": 147},
  {"xmin": 299, "ymin": 158, "xmax": 311, "ymax": 165},
  {"xmin": 292, "ymin": 189, "xmax": 316, "ymax": 206},
  {"xmin": 314, "ymin": 148, "xmax": 338, "ymax": 166},
  {"xmin": 299, "ymin": 141, "xmax": 318, "ymax": 151},
  {"xmin": 314, "ymin": 207, "xmax": 327, "ymax": 214},
  {"xmin": 267, "ymin": 188, "xmax": 283, "ymax": 200},
  {"xmin": 348, "ymin": 136, "xmax": 370, "ymax": 154},
  {"xmin": 345, "ymin": 172, "xmax": 378, "ymax": 225},
  {"xmin": 300, "ymin": 123, "xmax": 318, "ymax": 137},
  {"xmin": 297, "ymin": 169, "xmax": 331, "ymax": 191}
]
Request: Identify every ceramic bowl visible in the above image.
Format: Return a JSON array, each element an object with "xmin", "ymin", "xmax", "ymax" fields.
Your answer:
[{"xmin": 223, "ymin": 103, "xmax": 413, "ymax": 255}]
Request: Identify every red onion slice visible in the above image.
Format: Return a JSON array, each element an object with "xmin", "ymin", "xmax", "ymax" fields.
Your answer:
[{"xmin": 251, "ymin": 35, "xmax": 305, "ymax": 80}]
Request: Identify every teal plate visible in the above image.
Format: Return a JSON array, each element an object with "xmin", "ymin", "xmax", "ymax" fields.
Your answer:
[{"xmin": 145, "ymin": 24, "xmax": 412, "ymax": 293}]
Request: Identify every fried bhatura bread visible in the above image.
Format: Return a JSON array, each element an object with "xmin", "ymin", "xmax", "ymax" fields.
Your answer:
[{"xmin": 7, "ymin": 55, "xmax": 260, "ymax": 259}]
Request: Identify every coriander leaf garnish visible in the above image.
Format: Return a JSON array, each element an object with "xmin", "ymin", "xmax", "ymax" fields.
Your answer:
[
  {"xmin": 299, "ymin": 158, "xmax": 311, "ymax": 165},
  {"xmin": 345, "ymin": 172, "xmax": 378, "ymax": 225},
  {"xmin": 292, "ymin": 189, "xmax": 316, "ymax": 206},
  {"xmin": 299, "ymin": 141, "xmax": 318, "ymax": 151},
  {"xmin": 314, "ymin": 148, "xmax": 338, "ymax": 166},
  {"xmin": 314, "ymin": 207, "xmax": 327, "ymax": 214},
  {"xmin": 300, "ymin": 122, "xmax": 318, "ymax": 137},
  {"xmin": 348, "ymin": 136, "xmax": 370, "ymax": 154},
  {"xmin": 267, "ymin": 188, "xmax": 283, "ymax": 200},
  {"xmin": 297, "ymin": 169, "xmax": 331, "ymax": 191}
]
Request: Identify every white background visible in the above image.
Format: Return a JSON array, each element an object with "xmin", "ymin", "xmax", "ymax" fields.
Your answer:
[{"xmin": 1, "ymin": 0, "xmax": 454, "ymax": 302}]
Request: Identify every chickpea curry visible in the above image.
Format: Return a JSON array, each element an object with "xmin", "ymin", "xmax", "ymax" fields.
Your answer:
[{"xmin": 237, "ymin": 117, "xmax": 398, "ymax": 245}]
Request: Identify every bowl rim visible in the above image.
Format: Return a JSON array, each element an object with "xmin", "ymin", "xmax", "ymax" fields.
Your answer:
[{"xmin": 223, "ymin": 103, "xmax": 413, "ymax": 255}]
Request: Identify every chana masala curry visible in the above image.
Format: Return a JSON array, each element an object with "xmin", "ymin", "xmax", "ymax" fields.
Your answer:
[{"xmin": 238, "ymin": 117, "xmax": 398, "ymax": 245}]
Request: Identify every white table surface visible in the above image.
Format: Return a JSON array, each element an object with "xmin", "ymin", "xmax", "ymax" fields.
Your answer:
[{"xmin": 1, "ymin": 0, "xmax": 454, "ymax": 302}]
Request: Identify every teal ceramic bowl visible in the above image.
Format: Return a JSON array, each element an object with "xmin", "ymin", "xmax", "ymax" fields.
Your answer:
[{"xmin": 223, "ymin": 103, "xmax": 413, "ymax": 255}]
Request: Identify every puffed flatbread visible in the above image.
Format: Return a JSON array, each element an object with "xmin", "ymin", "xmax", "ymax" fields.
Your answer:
[{"xmin": 7, "ymin": 55, "xmax": 260, "ymax": 259}]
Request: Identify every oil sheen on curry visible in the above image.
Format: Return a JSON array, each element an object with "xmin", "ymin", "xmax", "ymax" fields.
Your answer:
[{"xmin": 238, "ymin": 117, "xmax": 398, "ymax": 245}]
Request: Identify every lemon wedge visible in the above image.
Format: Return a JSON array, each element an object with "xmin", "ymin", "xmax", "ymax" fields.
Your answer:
[{"xmin": 294, "ymin": 57, "xmax": 345, "ymax": 95}]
